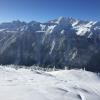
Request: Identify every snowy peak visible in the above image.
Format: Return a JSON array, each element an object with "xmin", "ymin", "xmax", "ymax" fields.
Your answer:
[
  {"xmin": 50, "ymin": 17, "xmax": 78, "ymax": 26},
  {"xmin": 56, "ymin": 16, "xmax": 67, "ymax": 24},
  {"xmin": 74, "ymin": 21, "xmax": 98, "ymax": 36},
  {"xmin": 0, "ymin": 17, "xmax": 99, "ymax": 37},
  {"xmin": 44, "ymin": 17, "xmax": 100, "ymax": 37}
]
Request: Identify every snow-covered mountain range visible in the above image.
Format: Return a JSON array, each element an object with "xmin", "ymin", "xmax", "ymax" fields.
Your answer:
[{"xmin": 0, "ymin": 17, "xmax": 100, "ymax": 72}]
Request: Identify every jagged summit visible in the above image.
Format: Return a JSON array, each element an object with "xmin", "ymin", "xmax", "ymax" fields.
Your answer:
[
  {"xmin": 56, "ymin": 16, "xmax": 67, "ymax": 24},
  {"xmin": 48, "ymin": 17, "xmax": 78, "ymax": 25}
]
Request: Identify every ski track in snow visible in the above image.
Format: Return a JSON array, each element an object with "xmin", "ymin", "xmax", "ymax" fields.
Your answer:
[{"xmin": 0, "ymin": 66, "xmax": 100, "ymax": 100}]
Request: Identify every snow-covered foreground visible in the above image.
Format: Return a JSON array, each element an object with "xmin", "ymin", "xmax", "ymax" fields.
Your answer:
[{"xmin": 0, "ymin": 66, "xmax": 100, "ymax": 100}]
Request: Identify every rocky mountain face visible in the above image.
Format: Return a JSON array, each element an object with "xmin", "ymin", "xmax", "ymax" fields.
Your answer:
[{"xmin": 0, "ymin": 17, "xmax": 100, "ymax": 72}]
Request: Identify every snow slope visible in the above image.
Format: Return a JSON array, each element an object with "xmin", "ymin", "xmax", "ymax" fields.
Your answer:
[{"xmin": 0, "ymin": 66, "xmax": 100, "ymax": 100}]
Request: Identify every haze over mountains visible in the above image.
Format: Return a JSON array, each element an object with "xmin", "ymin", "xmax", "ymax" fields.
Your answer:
[{"xmin": 0, "ymin": 17, "xmax": 100, "ymax": 72}]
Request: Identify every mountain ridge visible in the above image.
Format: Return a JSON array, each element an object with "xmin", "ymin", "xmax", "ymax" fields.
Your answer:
[{"xmin": 0, "ymin": 17, "xmax": 100, "ymax": 72}]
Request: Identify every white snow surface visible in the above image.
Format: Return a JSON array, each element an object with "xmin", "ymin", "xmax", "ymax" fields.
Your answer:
[
  {"xmin": 0, "ymin": 66, "xmax": 100, "ymax": 100},
  {"xmin": 0, "ymin": 29, "xmax": 7, "ymax": 32},
  {"xmin": 61, "ymin": 30, "xmax": 65, "ymax": 34},
  {"xmin": 46, "ymin": 25, "xmax": 56, "ymax": 34},
  {"xmin": 49, "ymin": 40, "xmax": 55, "ymax": 54},
  {"xmin": 74, "ymin": 21, "xmax": 97, "ymax": 36}
]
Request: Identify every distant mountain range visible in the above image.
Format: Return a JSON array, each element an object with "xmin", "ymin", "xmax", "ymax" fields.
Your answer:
[{"xmin": 0, "ymin": 17, "xmax": 100, "ymax": 72}]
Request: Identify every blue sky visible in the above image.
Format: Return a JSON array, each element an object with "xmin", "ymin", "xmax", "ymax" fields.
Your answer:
[{"xmin": 0, "ymin": 0, "xmax": 100, "ymax": 22}]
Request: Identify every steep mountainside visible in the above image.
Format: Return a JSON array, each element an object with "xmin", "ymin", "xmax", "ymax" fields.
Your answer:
[{"xmin": 0, "ymin": 17, "xmax": 100, "ymax": 72}]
